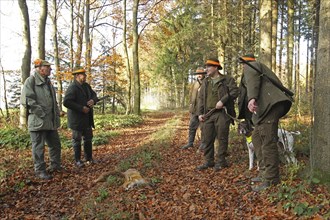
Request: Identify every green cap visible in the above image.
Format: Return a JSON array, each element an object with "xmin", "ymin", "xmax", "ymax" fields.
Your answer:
[{"xmin": 72, "ymin": 66, "xmax": 86, "ymax": 75}]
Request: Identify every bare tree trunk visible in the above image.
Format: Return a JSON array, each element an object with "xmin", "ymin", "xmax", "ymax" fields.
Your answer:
[
  {"xmin": 51, "ymin": 0, "xmax": 63, "ymax": 112},
  {"xmin": 271, "ymin": 1, "xmax": 278, "ymax": 72},
  {"xmin": 122, "ymin": 0, "xmax": 132, "ymax": 114},
  {"xmin": 218, "ymin": 0, "xmax": 227, "ymax": 72},
  {"xmin": 278, "ymin": 1, "xmax": 285, "ymax": 79},
  {"xmin": 250, "ymin": 0, "xmax": 257, "ymax": 50},
  {"xmin": 0, "ymin": 61, "xmax": 9, "ymax": 118},
  {"xmin": 85, "ymin": 0, "xmax": 92, "ymax": 83},
  {"xmin": 75, "ymin": 0, "xmax": 84, "ymax": 66},
  {"xmin": 259, "ymin": 0, "xmax": 272, "ymax": 67},
  {"xmin": 132, "ymin": 0, "xmax": 141, "ymax": 115},
  {"xmin": 38, "ymin": 0, "xmax": 48, "ymax": 59},
  {"xmin": 70, "ymin": 0, "xmax": 74, "ymax": 69},
  {"xmin": 18, "ymin": 0, "xmax": 32, "ymax": 128},
  {"xmin": 294, "ymin": 1, "xmax": 302, "ymax": 117},
  {"xmin": 305, "ymin": 39, "xmax": 310, "ymax": 94},
  {"xmin": 311, "ymin": 0, "xmax": 330, "ymax": 177},
  {"xmin": 286, "ymin": 0, "xmax": 294, "ymax": 89}
]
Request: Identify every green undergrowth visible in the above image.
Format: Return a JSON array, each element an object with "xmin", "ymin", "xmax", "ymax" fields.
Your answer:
[
  {"xmin": 79, "ymin": 115, "xmax": 181, "ymax": 219},
  {"xmin": 0, "ymin": 128, "xmax": 31, "ymax": 149},
  {"xmin": 0, "ymin": 113, "xmax": 143, "ymax": 188},
  {"xmin": 268, "ymin": 157, "xmax": 330, "ymax": 218},
  {"xmin": 0, "ymin": 114, "xmax": 143, "ymax": 150}
]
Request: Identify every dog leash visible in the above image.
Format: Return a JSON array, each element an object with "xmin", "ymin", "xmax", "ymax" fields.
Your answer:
[
  {"xmin": 203, "ymin": 107, "xmax": 241, "ymax": 123},
  {"xmin": 223, "ymin": 107, "xmax": 241, "ymax": 123}
]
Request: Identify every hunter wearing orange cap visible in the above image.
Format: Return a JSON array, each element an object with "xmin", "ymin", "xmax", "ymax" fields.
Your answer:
[
  {"xmin": 238, "ymin": 53, "xmax": 293, "ymax": 192},
  {"xmin": 196, "ymin": 57, "xmax": 238, "ymax": 171},
  {"xmin": 20, "ymin": 59, "xmax": 63, "ymax": 180}
]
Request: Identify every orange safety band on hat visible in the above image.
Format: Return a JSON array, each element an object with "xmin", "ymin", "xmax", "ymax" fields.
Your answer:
[
  {"xmin": 241, "ymin": 57, "xmax": 256, "ymax": 61},
  {"xmin": 205, "ymin": 60, "xmax": 220, "ymax": 66},
  {"xmin": 196, "ymin": 69, "xmax": 205, "ymax": 73},
  {"xmin": 73, "ymin": 69, "xmax": 86, "ymax": 74}
]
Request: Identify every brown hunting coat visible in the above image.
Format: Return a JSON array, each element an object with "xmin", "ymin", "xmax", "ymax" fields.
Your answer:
[{"xmin": 189, "ymin": 79, "xmax": 203, "ymax": 115}]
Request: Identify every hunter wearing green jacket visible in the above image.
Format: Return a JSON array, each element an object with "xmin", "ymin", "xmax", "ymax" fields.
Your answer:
[
  {"xmin": 238, "ymin": 54, "xmax": 292, "ymax": 192},
  {"xmin": 20, "ymin": 59, "xmax": 62, "ymax": 180},
  {"xmin": 197, "ymin": 58, "xmax": 238, "ymax": 171}
]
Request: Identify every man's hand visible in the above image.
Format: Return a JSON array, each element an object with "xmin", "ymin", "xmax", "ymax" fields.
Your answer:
[
  {"xmin": 216, "ymin": 100, "xmax": 224, "ymax": 109},
  {"xmin": 248, "ymin": 98, "xmax": 258, "ymax": 113},
  {"xmin": 87, "ymin": 99, "xmax": 95, "ymax": 108},
  {"xmin": 82, "ymin": 106, "xmax": 90, "ymax": 114},
  {"xmin": 198, "ymin": 115, "xmax": 205, "ymax": 122}
]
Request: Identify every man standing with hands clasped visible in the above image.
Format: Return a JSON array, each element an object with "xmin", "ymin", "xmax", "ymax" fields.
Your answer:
[
  {"xmin": 64, "ymin": 66, "xmax": 98, "ymax": 168},
  {"xmin": 238, "ymin": 54, "xmax": 293, "ymax": 192},
  {"xmin": 197, "ymin": 58, "xmax": 238, "ymax": 171}
]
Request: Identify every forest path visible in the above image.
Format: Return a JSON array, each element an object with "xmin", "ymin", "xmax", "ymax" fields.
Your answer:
[{"xmin": 1, "ymin": 110, "xmax": 328, "ymax": 219}]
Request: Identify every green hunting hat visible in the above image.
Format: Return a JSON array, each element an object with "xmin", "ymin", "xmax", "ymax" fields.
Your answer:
[
  {"xmin": 34, "ymin": 59, "xmax": 52, "ymax": 67},
  {"xmin": 205, "ymin": 58, "xmax": 223, "ymax": 70},
  {"xmin": 72, "ymin": 66, "xmax": 86, "ymax": 75}
]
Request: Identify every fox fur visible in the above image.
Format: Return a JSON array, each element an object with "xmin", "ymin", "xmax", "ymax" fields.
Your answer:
[{"xmin": 93, "ymin": 168, "xmax": 148, "ymax": 190}]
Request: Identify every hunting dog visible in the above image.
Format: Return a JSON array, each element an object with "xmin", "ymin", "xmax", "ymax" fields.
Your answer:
[{"xmin": 238, "ymin": 120, "xmax": 300, "ymax": 170}]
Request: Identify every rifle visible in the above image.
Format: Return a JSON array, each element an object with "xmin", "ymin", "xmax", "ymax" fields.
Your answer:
[
  {"xmin": 204, "ymin": 108, "xmax": 217, "ymax": 119},
  {"xmin": 190, "ymin": 71, "xmax": 207, "ymax": 75},
  {"xmin": 96, "ymin": 95, "xmax": 110, "ymax": 102},
  {"xmin": 238, "ymin": 57, "xmax": 294, "ymax": 97},
  {"xmin": 87, "ymin": 95, "xmax": 110, "ymax": 108}
]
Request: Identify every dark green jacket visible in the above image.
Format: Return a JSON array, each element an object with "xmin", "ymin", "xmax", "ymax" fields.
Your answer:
[
  {"xmin": 198, "ymin": 74, "xmax": 238, "ymax": 120},
  {"xmin": 63, "ymin": 80, "xmax": 98, "ymax": 131},
  {"xmin": 238, "ymin": 61, "xmax": 292, "ymax": 124}
]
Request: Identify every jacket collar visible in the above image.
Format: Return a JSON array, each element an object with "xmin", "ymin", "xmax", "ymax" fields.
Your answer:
[{"xmin": 34, "ymin": 72, "xmax": 48, "ymax": 86}]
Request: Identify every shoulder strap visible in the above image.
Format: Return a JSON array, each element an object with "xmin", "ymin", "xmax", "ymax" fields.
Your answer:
[{"xmin": 238, "ymin": 58, "xmax": 294, "ymax": 97}]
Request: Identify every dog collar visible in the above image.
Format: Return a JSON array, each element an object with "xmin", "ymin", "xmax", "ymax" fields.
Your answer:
[{"xmin": 246, "ymin": 135, "xmax": 252, "ymax": 143}]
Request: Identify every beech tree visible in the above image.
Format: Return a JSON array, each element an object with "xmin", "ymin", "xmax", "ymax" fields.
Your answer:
[
  {"xmin": 50, "ymin": 0, "xmax": 63, "ymax": 112},
  {"xmin": 259, "ymin": 0, "xmax": 272, "ymax": 66},
  {"xmin": 132, "ymin": 0, "xmax": 140, "ymax": 115},
  {"xmin": 311, "ymin": 0, "xmax": 330, "ymax": 177},
  {"xmin": 122, "ymin": 0, "xmax": 132, "ymax": 114},
  {"xmin": 18, "ymin": 0, "xmax": 32, "ymax": 128},
  {"xmin": 38, "ymin": 0, "xmax": 48, "ymax": 59}
]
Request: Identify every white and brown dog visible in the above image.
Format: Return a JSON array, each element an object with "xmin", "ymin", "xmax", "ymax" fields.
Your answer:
[{"xmin": 238, "ymin": 120, "xmax": 300, "ymax": 170}]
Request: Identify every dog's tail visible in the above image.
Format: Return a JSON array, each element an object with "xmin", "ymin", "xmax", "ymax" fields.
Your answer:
[{"xmin": 290, "ymin": 131, "xmax": 301, "ymax": 135}]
